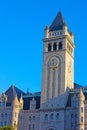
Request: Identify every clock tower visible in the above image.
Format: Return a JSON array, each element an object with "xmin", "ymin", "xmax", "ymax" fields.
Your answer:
[{"xmin": 41, "ymin": 12, "xmax": 75, "ymax": 108}]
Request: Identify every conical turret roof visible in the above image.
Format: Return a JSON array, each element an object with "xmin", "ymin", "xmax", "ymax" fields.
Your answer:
[
  {"xmin": 13, "ymin": 94, "xmax": 19, "ymax": 105},
  {"xmin": 50, "ymin": 11, "xmax": 67, "ymax": 31},
  {"xmin": 79, "ymin": 89, "xmax": 85, "ymax": 99},
  {"xmin": 5, "ymin": 85, "xmax": 25, "ymax": 104}
]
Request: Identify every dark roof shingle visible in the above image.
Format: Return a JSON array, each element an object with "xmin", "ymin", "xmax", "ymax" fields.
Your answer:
[{"xmin": 50, "ymin": 11, "xmax": 67, "ymax": 31}]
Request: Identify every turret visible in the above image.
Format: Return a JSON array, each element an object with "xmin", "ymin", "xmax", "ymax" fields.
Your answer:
[
  {"xmin": 44, "ymin": 26, "xmax": 49, "ymax": 38},
  {"xmin": 63, "ymin": 22, "xmax": 68, "ymax": 35},
  {"xmin": 19, "ymin": 94, "xmax": 23, "ymax": 109},
  {"xmin": 13, "ymin": 94, "xmax": 19, "ymax": 105},
  {"xmin": 12, "ymin": 94, "xmax": 23, "ymax": 130},
  {"xmin": 77, "ymin": 89, "xmax": 85, "ymax": 130},
  {"xmin": 0, "ymin": 90, "xmax": 7, "ymax": 107}
]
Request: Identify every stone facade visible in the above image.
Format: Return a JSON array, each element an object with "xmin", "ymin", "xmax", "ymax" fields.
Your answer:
[{"xmin": 0, "ymin": 12, "xmax": 87, "ymax": 130}]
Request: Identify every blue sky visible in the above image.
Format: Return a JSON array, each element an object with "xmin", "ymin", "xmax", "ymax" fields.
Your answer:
[{"xmin": 0, "ymin": 0, "xmax": 87, "ymax": 93}]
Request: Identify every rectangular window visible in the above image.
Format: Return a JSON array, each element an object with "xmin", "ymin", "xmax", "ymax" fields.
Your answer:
[
  {"xmin": 1, "ymin": 122, "xmax": 3, "ymax": 126},
  {"xmin": 29, "ymin": 116, "xmax": 31, "ymax": 121},
  {"xmin": 14, "ymin": 112, "xmax": 17, "ymax": 117},
  {"xmin": 33, "ymin": 116, "xmax": 35, "ymax": 120},
  {"xmin": 14, "ymin": 121, "xmax": 16, "ymax": 127},
  {"xmin": 0, "ymin": 122, "xmax": 3, "ymax": 126},
  {"xmin": 29, "ymin": 124, "xmax": 31, "ymax": 129},
  {"xmin": 81, "ymin": 117, "xmax": 83, "ymax": 122},
  {"xmin": 81, "ymin": 107, "xmax": 83, "ymax": 113},
  {"xmin": 32, "ymin": 124, "xmax": 35, "ymax": 129},
  {"xmin": 4, "ymin": 121, "xmax": 7, "ymax": 126}
]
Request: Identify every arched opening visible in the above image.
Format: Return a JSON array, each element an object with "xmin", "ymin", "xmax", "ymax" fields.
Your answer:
[
  {"xmin": 59, "ymin": 42, "xmax": 62, "ymax": 50},
  {"xmin": 56, "ymin": 113, "xmax": 59, "ymax": 119},
  {"xmin": 50, "ymin": 113, "xmax": 54, "ymax": 120},
  {"xmin": 48, "ymin": 44, "xmax": 51, "ymax": 52},
  {"xmin": 45, "ymin": 114, "xmax": 48, "ymax": 120},
  {"xmin": 53, "ymin": 43, "xmax": 57, "ymax": 51},
  {"xmin": 49, "ymin": 129, "xmax": 54, "ymax": 130}
]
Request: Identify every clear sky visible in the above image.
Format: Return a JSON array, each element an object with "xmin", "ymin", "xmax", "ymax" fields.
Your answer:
[{"xmin": 0, "ymin": 0, "xmax": 87, "ymax": 94}]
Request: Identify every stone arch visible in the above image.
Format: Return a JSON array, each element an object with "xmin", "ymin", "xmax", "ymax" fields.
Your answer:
[
  {"xmin": 59, "ymin": 42, "xmax": 62, "ymax": 50},
  {"xmin": 45, "ymin": 54, "xmax": 63, "ymax": 65},
  {"xmin": 48, "ymin": 44, "xmax": 51, "ymax": 52},
  {"xmin": 45, "ymin": 55, "xmax": 62, "ymax": 98},
  {"xmin": 53, "ymin": 42, "xmax": 57, "ymax": 51},
  {"xmin": 47, "ymin": 127, "xmax": 55, "ymax": 130}
]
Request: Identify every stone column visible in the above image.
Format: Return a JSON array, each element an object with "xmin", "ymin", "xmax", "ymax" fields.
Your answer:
[
  {"xmin": 51, "ymin": 43, "xmax": 53, "ymax": 51},
  {"xmin": 55, "ymin": 67, "xmax": 58, "ymax": 97},
  {"xmin": 52, "ymin": 68, "xmax": 55, "ymax": 98},
  {"xmin": 49, "ymin": 68, "xmax": 53, "ymax": 99},
  {"xmin": 44, "ymin": 44, "xmax": 48, "ymax": 52}
]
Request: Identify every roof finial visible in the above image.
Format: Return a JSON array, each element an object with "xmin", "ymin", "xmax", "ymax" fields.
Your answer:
[{"xmin": 2, "ymin": 89, "xmax": 4, "ymax": 94}]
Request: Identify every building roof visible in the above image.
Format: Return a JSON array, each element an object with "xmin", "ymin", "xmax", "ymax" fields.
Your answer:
[
  {"xmin": 5, "ymin": 83, "xmax": 87, "ymax": 109},
  {"xmin": 66, "ymin": 86, "xmax": 87, "ymax": 107},
  {"xmin": 50, "ymin": 11, "xmax": 67, "ymax": 31},
  {"xmin": 5, "ymin": 85, "xmax": 25, "ymax": 105},
  {"xmin": 23, "ymin": 95, "xmax": 41, "ymax": 110},
  {"xmin": 5, "ymin": 86, "xmax": 41, "ymax": 109},
  {"xmin": 74, "ymin": 83, "xmax": 82, "ymax": 89}
]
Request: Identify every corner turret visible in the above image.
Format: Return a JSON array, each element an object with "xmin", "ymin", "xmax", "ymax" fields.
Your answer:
[
  {"xmin": 45, "ymin": 26, "xmax": 49, "ymax": 38},
  {"xmin": 0, "ymin": 90, "xmax": 7, "ymax": 107},
  {"xmin": 19, "ymin": 94, "xmax": 23, "ymax": 109},
  {"xmin": 12, "ymin": 94, "xmax": 23, "ymax": 130}
]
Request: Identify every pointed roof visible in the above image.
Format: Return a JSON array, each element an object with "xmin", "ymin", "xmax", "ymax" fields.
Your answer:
[
  {"xmin": 20, "ymin": 93, "xmax": 23, "ymax": 103},
  {"xmin": 79, "ymin": 89, "xmax": 85, "ymax": 99},
  {"xmin": 50, "ymin": 11, "xmax": 67, "ymax": 31},
  {"xmin": 13, "ymin": 94, "xmax": 19, "ymax": 105},
  {"xmin": 5, "ymin": 85, "xmax": 25, "ymax": 105}
]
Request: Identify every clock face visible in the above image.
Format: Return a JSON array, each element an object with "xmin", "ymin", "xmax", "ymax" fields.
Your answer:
[{"xmin": 49, "ymin": 58, "xmax": 58, "ymax": 67}]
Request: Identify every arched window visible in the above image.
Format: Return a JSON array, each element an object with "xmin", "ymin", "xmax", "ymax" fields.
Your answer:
[
  {"xmin": 5, "ymin": 113, "xmax": 7, "ymax": 118},
  {"xmin": 53, "ymin": 43, "xmax": 57, "ymax": 51},
  {"xmin": 59, "ymin": 42, "xmax": 62, "ymax": 50},
  {"xmin": 56, "ymin": 113, "xmax": 59, "ymax": 119},
  {"xmin": 1, "ymin": 113, "xmax": 3, "ymax": 118},
  {"xmin": 33, "ymin": 116, "xmax": 35, "ymax": 120},
  {"xmin": 48, "ymin": 44, "xmax": 51, "ymax": 52},
  {"xmin": 29, "ymin": 116, "xmax": 31, "ymax": 121},
  {"xmin": 45, "ymin": 114, "xmax": 48, "ymax": 120},
  {"xmin": 71, "ymin": 114, "xmax": 74, "ymax": 118},
  {"xmin": 50, "ymin": 113, "xmax": 53, "ymax": 120}
]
